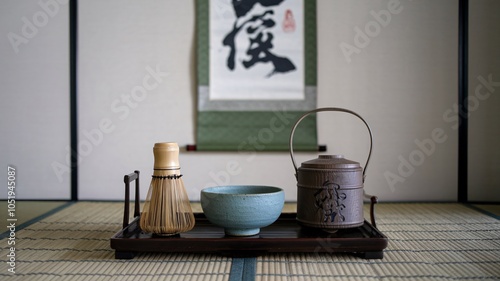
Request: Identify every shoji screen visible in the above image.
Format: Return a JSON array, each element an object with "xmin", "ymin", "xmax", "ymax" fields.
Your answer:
[
  {"xmin": 468, "ymin": 0, "xmax": 500, "ymax": 202},
  {"xmin": 78, "ymin": 0, "xmax": 460, "ymax": 202},
  {"xmin": 318, "ymin": 0, "xmax": 458, "ymax": 201},
  {"xmin": 77, "ymin": 0, "xmax": 194, "ymax": 200},
  {"xmin": 0, "ymin": 1, "xmax": 70, "ymax": 199}
]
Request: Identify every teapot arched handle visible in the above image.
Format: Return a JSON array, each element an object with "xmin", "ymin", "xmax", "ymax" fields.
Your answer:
[{"xmin": 289, "ymin": 107, "xmax": 373, "ymax": 183}]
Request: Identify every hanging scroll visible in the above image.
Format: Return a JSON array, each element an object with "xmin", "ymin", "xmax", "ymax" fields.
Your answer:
[{"xmin": 196, "ymin": 0, "xmax": 317, "ymax": 151}]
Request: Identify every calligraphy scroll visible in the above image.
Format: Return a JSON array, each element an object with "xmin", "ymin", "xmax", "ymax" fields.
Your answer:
[{"xmin": 196, "ymin": 0, "xmax": 317, "ymax": 151}]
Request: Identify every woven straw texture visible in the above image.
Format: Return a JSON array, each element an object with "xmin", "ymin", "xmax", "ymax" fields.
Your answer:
[
  {"xmin": 0, "ymin": 202, "xmax": 231, "ymax": 281},
  {"xmin": 257, "ymin": 203, "xmax": 500, "ymax": 281},
  {"xmin": 0, "ymin": 202, "xmax": 499, "ymax": 280}
]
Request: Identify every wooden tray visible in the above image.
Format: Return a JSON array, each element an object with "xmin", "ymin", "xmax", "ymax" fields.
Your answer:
[{"xmin": 110, "ymin": 171, "xmax": 388, "ymax": 259}]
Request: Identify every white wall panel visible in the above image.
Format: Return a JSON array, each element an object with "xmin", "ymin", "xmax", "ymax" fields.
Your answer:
[
  {"xmin": 78, "ymin": 0, "xmax": 460, "ymax": 202},
  {"xmin": 0, "ymin": 0, "xmax": 70, "ymax": 199},
  {"xmin": 77, "ymin": 0, "xmax": 197, "ymax": 200},
  {"xmin": 468, "ymin": 0, "xmax": 500, "ymax": 202},
  {"xmin": 317, "ymin": 0, "xmax": 459, "ymax": 201}
]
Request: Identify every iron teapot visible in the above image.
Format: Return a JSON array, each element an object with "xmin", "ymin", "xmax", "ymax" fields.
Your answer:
[{"xmin": 289, "ymin": 107, "xmax": 374, "ymax": 232}]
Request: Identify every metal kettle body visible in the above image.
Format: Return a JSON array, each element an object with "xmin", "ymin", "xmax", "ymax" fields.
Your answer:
[{"xmin": 289, "ymin": 108, "xmax": 373, "ymax": 232}]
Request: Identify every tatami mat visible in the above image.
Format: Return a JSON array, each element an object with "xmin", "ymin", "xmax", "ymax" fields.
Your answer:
[
  {"xmin": 256, "ymin": 203, "xmax": 500, "ymax": 281},
  {"xmin": 0, "ymin": 202, "xmax": 499, "ymax": 280},
  {"xmin": 0, "ymin": 202, "xmax": 231, "ymax": 281}
]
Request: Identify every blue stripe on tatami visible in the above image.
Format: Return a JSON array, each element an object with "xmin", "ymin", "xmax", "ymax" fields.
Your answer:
[
  {"xmin": 229, "ymin": 258, "xmax": 244, "ymax": 281},
  {"xmin": 242, "ymin": 257, "xmax": 256, "ymax": 281},
  {"xmin": 229, "ymin": 258, "xmax": 257, "ymax": 281}
]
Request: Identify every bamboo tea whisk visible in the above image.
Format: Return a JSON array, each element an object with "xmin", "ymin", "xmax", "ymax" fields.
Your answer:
[{"xmin": 140, "ymin": 142, "xmax": 195, "ymax": 235}]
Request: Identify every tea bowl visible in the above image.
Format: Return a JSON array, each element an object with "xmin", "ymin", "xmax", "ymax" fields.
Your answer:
[{"xmin": 200, "ymin": 185, "xmax": 285, "ymax": 236}]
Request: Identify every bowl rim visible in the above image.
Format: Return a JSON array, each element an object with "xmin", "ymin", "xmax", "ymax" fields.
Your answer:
[{"xmin": 201, "ymin": 185, "xmax": 284, "ymax": 196}]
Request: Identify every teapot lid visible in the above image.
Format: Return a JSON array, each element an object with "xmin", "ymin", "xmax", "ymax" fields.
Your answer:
[{"xmin": 300, "ymin": 155, "xmax": 360, "ymax": 169}]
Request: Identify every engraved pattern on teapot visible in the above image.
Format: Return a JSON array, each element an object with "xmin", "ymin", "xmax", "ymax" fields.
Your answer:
[{"xmin": 314, "ymin": 181, "xmax": 347, "ymax": 223}]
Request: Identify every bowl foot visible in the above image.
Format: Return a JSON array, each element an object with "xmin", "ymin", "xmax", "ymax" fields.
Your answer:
[{"xmin": 225, "ymin": 228, "xmax": 260, "ymax": 236}]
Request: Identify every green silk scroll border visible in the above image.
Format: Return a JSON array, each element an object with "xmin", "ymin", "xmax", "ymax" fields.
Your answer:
[
  {"xmin": 304, "ymin": 0, "xmax": 317, "ymax": 86},
  {"xmin": 197, "ymin": 0, "xmax": 209, "ymax": 86},
  {"xmin": 196, "ymin": 0, "xmax": 317, "ymax": 151},
  {"xmin": 197, "ymin": 111, "xmax": 317, "ymax": 151}
]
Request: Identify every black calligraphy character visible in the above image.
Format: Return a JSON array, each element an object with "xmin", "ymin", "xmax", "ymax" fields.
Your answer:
[
  {"xmin": 222, "ymin": 10, "xmax": 274, "ymax": 70},
  {"xmin": 243, "ymin": 22, "xmax": 296, "ymax": 77},
  {"xmin": 231, "ymin": 0, "xmax": 285, "ymax": 18},
  {"xmin": 222, "ymin": 0, "xmax": 296, "ymax": 77}
]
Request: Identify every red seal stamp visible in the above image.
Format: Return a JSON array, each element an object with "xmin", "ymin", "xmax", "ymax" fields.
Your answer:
[{"xmin": 282, "ymin": 9, "xmax": 295, "ymax": 32}]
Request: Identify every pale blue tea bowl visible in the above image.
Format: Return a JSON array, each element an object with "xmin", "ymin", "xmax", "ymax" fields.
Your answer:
[{"xmin": 201, "ymin": 185, "xmax": 285, "ymax": 236}]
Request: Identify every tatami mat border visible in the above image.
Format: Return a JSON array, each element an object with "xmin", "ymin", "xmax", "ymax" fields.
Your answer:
[
  {"xmin": 230, "ymin": 258, "xmax": 257, "ymax": 281},
  {"xmin": 465, "ymin": 204, "xmax": 500, "ymax": 220},
  {"xmin": 0, "ymin": 201, "xmax": 75, "ymax": 240}
]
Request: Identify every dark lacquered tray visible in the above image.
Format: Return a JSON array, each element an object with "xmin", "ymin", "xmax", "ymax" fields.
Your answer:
[{"xmin": 110, "ymin": 171, "xmax": 388, "ymax": 259}]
